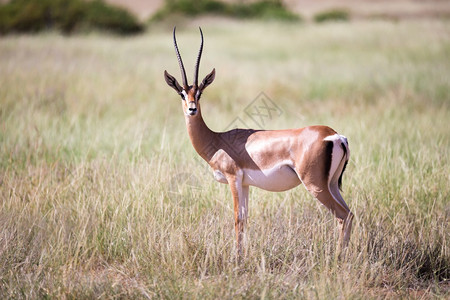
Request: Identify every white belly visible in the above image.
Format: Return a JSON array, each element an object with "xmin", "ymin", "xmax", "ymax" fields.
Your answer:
[{"xmin": 242, "ymin": 162, "xmax": 301, "ymax": 192}]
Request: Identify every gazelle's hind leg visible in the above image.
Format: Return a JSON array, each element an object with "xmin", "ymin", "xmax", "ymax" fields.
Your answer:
[
  {"xmin": 327, "ymin": 139, "xmax": 353, "ymax": 248},
  {"xmin": 296, "ymin": 136, "xmax": 353, "ymax": 248},
  {"xmin": 312, "ymin": 183, "xmax": 353, "ymax": 249}
]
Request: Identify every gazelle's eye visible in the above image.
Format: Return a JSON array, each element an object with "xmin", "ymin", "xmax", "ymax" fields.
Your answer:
[
  {"xmin": 180, "ymin": 90, "xmax": 188, "ymax": 101},
  {"xmin": 195, "ymin": 90, "xmax": 201, "ymax": 100}
]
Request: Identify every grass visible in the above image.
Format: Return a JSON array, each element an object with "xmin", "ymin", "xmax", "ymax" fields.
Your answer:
[{"xmin": 0, "ymin": 19, "xmax": 449, "ymax": 298}]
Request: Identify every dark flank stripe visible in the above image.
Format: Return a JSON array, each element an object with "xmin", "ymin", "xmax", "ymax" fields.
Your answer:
[{"xmin": 324, "ymin": 141, "xmax": 334, "ymax": 183}]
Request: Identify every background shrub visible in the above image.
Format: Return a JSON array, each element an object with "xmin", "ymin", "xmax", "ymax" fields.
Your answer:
[
  {"xmin": 153, "ymin": 0, "xmax": 300, "ymax": 22},
  {"xmin": 0, "ymin": 0, "xmax": 144, "ymax": 35},
  {"xmin": 230, "ymin": 0, "xmax": 299, "ymax": 20},
  {"xmin": 83, "ymin": 0, "xmax": 144, "ymax": 34},
  {"xmin": 157, "ymin": 0, "xmax": 226, "ymax": 16},
  {"xmin": 314, "ymin": 9, "xmax": 350, "ymax": 23}
]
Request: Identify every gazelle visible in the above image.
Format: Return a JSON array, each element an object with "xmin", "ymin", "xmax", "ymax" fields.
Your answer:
[{"xmin": 164, "ymin": 27, "xmax": 353, "ymax": 256}]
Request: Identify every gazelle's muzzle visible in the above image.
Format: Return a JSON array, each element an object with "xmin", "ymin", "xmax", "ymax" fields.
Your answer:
[{"xmin": 187, "ymin": 101, "xmax": 197, "ymax": 115}]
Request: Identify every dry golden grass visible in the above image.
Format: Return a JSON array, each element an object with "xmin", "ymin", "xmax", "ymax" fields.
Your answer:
[{"xmin": 0, "ymin": 19, "xmax": 449, "ymax": 298}]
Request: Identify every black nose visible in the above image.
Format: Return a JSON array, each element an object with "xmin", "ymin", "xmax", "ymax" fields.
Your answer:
[{"xmin": 189, "ymin": 107, "xmax": 197, "ymax": 112}]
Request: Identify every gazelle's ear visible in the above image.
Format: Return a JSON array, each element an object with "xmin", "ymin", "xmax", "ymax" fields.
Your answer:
[
  {"xmin": 198, "ymin": 68, "xmax": 215, "ymax": 92},
  {"xmin": 164, "ymin": 70, "xmax": 183, "ymax": 93}
]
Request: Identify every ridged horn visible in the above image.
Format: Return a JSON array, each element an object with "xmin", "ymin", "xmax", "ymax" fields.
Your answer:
[
  {"xmin": 173, "ymin": 27, "xmax": 188, "ymax": 88},
  {"xmin": 193, "ymin": 27, "xmax": 204, "ymax": 87}
]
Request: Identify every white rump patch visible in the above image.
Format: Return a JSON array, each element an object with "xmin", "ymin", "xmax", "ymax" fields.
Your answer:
[
  {"xmin": 324, "ymin": 133, "xmax": 351, "ymax": 211},
  {"xmin": 323, "ymin": 134, "xmax": 346, "ymax": 182},
  {"xmin": 323, "ymin": 134, "xmax": 340, "ymax": 142},
  {"xmin": 324, "ymin": 134, "xmax": 349, "ymax": 159}
]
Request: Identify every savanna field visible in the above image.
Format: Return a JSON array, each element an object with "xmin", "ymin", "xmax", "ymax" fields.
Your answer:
[{"xmin": 0, "ymin": 19, "xmax": 449, "ymax": 298}]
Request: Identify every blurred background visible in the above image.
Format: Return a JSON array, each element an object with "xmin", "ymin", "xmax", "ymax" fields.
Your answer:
[
  {"xmin": 110, "ymin": 0, "xmax": 450, "ymax": 21},
  {"xmin": 1, "ymin": 0, "xmax": 449, "ymax": 299},
  {"xmin": 1, "ymin": 0, "xmax": 450, "ymax": 34}
]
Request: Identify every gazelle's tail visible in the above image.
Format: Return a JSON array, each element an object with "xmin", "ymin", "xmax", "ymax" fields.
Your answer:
[{"xmin": 338, "ymin": 136, "xmax": 350, "ymax": 191}]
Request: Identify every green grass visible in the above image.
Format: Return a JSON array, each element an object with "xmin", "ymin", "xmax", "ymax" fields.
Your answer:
[
  {"xmin": 0, "ymin": 0, "xmax": 144, "ymax": 35},
  {"xmin": 1, "ymin": 20, "xmax": 449, "ymax": 298},
  {"xmin": 314, "ymin": 9, "xmax": 350, "ymax": 23},
  {"xmin": 152, "ymin": 0, "xmax": 300, "ymax": 22}
]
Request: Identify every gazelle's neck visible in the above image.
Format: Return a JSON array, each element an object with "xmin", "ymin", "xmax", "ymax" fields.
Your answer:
[{"xmin": 184, "ymin": 105, "xmax": 217, "ymax": 162}]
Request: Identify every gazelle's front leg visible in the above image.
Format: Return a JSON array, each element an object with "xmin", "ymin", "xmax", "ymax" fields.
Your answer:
[
  {"xmin": 241, "ymin": 185, "xmax": 249, "ymax": 255},
  {"xmin": 227, "ymin": 170, "xmax": 248, "ymax": 258}
]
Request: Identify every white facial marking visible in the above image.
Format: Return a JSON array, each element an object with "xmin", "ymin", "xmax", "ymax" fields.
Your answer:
[{"xmin": 181, "ymin": 90, "xmax": 188, "ymax": 100}]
